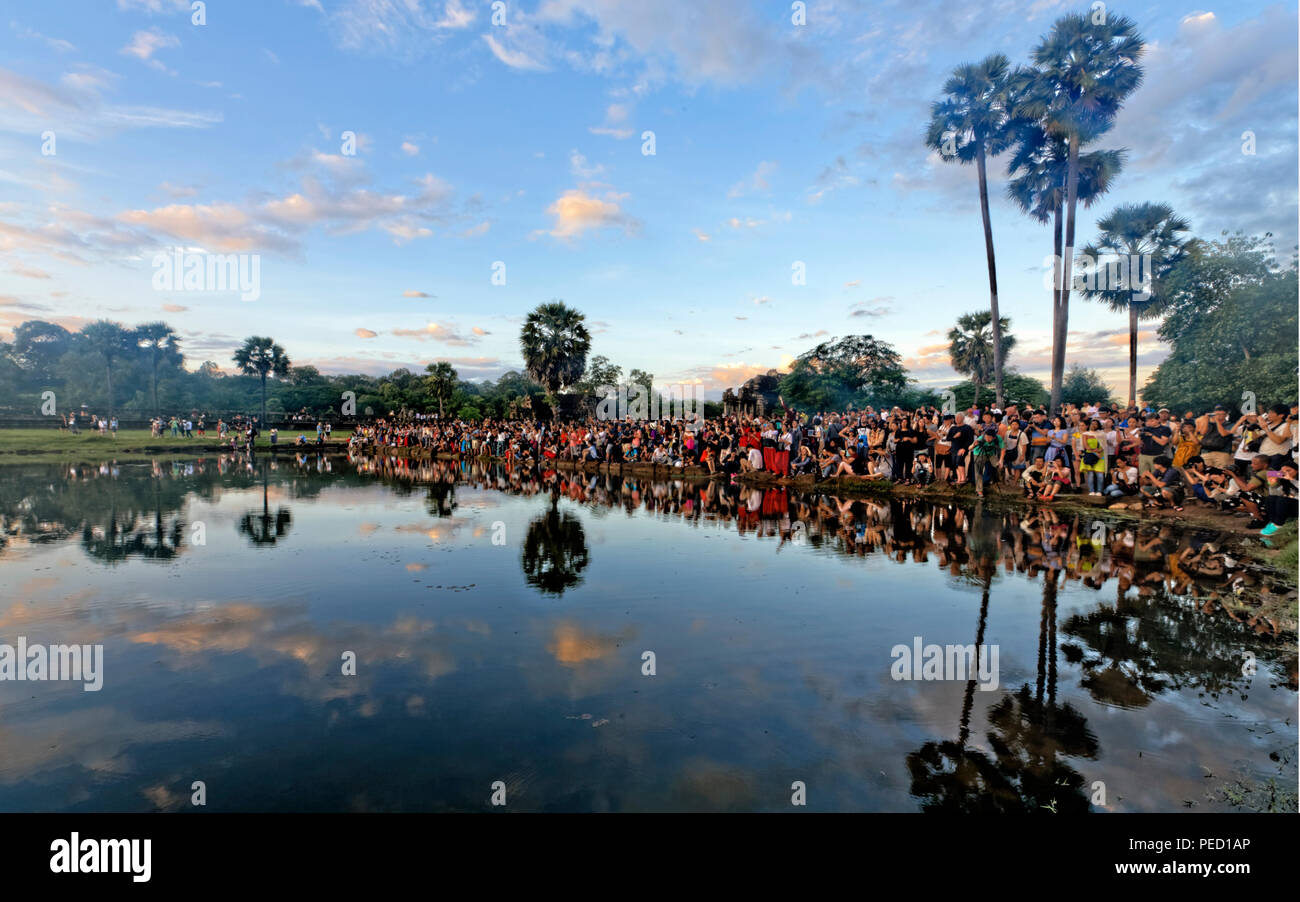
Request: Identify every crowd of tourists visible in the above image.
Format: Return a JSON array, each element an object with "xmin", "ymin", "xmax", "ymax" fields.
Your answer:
[{"xmin": 349, "ymin": 398, "xmax": 1298, "ymax": 535}]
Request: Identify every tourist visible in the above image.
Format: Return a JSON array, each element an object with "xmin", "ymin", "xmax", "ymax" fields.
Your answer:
[{"xmin": 1139, "ymin": 456, "xmax": 1184, "ymax": 509}]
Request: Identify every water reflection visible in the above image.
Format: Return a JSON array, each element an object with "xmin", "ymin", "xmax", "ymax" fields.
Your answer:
[
  {"xmin": 522, "ymin": 502, "xmax": 590, "ymax": 596},
  {"xmin": 908, "ymin": 572, "xmax": 1099, "ymax": 813},
  {"xmin": 238, "ymin": 462, "xmax": 292, "ymax": 548},
  {"xmin": 0, "ymin": 452, "xmax": 1294, "ymax": 812}
]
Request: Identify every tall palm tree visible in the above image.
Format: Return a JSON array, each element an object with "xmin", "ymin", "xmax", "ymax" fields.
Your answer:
[
  {"xmin": 519, "ymin": 301, "xmax": 591, "ymax": 419},
  {"xmin": 135, "ymin": 322, "xmax": 182, "ymax": 417},
  {"xmin": 423, "ymin": 361, "xmax": 458, "ymax": 417},
  {"xmin": 926, "ymin": 54, "xmax": 1015, "ymax": 407},
  {"xmin": 1006, "ymin": 125, "xmax": 1126, "ymax": 412},
  {"xmin": 1080, "ymin": 203, "xmax": 1193, "ymax": 407},
  {"xmin": 79, "ymin": 320, "xmax": 133, "ymax": 420},
  {"xmin": 948, "ymin": 311, "xmax": 1016, "ymax": 409},
  {"xmin": 1018, "ymin": 13, "xmax": 1145, "ymax": 411},
  {"xmin": 233, "ymin": 336, "xmax": 291, "ymax": 427}
]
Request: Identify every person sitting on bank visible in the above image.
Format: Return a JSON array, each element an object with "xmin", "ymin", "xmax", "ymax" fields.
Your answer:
[
  {"xmin": 912, "ymin": 450, "xmax": 935, "ymax": 486},
  {"xmin": 791, "ymin": 444, "xmax": 816, "ymax": 476},
  {"xmin": 740, "ymin": 444, "xmax": 765, "ymax": 474},
  {"xmin": 1139, "ymin": 456, "xmax": 1184, "ymax": 509},
  {"xmin": 1022, "ymin": 457, "xmax": 1048, "ymax": 499}
]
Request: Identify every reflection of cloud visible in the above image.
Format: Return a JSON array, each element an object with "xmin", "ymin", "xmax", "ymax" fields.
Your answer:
[
  {"xmin": 0, "ymin": 706, "xmax": 221, "ymax": 787},
  {"xmin": 128, "ymin": 603, "xmax": 458, "ymax": 693},
  {"xmin": 548, "ymin": 622, "xmax": 630, "ymax": 666}
]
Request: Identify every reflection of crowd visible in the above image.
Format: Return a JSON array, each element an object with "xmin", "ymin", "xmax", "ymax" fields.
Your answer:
[
  {"xmin": 348, "ymin": 453, "xmax": 1291, "ymax": 638},
  {"xmin": 347, "ymin": 399, "xmax": 1299, "ymax": 537}
]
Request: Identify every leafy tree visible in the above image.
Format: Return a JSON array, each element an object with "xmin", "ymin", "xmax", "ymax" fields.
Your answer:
[
  {"xmin": 11, "ymin": 321, "xmax": 74, "ymax": 388},
  {"xmin": 926, "ymin": 53, "xmax": 1015, "ymax": 405},
  {"xmin": 1158, "ymin": 232, "xmax": 1280, "ymax": 345},
  {"xmin": 1143, "ymin": 255, "xmax": 1297, "ymax": 412},
  {"xmin": 233, "ymin": 336, "xmax": 291, "ymax": 426},
  {"xmin": 626, "ymin": 368, "xmax": 654, "ymax": 392},
  {"xmin": 947, "ymin": 311, "xmax": 1016, "ymax": 409},
  {"xmin": 779, "ymin": 335, "xmax": 907, "ymax": 411},
  {"xmin": 1060, "ymin": 364, "xmax": 1118, "ymax": 408},
  {"xmin": 572, "ymin": 354, "xmax": 623, "ymax": 399},
  {"xmin": 947, "ymin": 370, "xmax": 1048, "ymax": 410}
]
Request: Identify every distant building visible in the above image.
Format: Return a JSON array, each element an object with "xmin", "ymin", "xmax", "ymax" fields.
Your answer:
[{"xmin": 722, "ymin": 370, "xmax": 782, "ymax": 418}]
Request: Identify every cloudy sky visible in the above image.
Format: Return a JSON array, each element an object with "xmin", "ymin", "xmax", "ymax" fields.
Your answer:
[{"xmin": 0, "ymin": 0, "xmax": 1295, "ymax": 396}]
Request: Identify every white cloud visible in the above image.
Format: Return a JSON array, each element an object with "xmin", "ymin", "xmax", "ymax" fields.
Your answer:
[
  {"xmin": 120, "ymin": 29, "xmax": 180, "ymax": 72},
  {"xmin": 331, "ymin": 0, "xmax": 477, "ymax": 56},
  {"xmin": 540, "ymin": 187, "xmax": 636, "ymax": 240}
]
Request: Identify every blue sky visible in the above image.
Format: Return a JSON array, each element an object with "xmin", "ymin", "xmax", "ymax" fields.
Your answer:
[{"xmin": 1, "ymin": 0, "xmax": 1295, "ymax": 397}]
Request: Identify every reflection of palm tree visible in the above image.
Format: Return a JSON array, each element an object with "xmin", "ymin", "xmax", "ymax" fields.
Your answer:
[
  {"xmin": 81, "ymin": 507, "xmax": 185, "ymax": 562},
  {"xmin": 80, "ymin": 476, "xmax": 185, "ymax": 563},
  {"xmin": 424, "ymin": 480, "xmax": 458, "ymax": 519},
  {"xmin": 907, "ymin": 571, "xmax": 1098, "ymax": 812},
  {"xmin": 238, "ymin": 463, "xmax": 292, "ymax": 547},
  {"xmin": 521, "ymin": 501, "xmax": 589, "ymax": 595}
]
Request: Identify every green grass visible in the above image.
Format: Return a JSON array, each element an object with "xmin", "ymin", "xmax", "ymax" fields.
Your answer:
[{"xmin": 0, "ymin": 427, "xmax": 354, "ymax": 460}]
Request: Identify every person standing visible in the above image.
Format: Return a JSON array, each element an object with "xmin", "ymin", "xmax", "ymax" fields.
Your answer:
[
  {"xmin": 1138, "ymin": 412, "xmax": 1171, "ymax": 475},
  {"xmin": 1079, "ymin": 420, "xmax": 1107, "ymax": 495},
  {"xmin": 947, "ymin": 413, "xmax": 975, "ymax": 486},
  {"xmin": 970, "ymin": 427, "xmax": 1004, "ymax": 497}
]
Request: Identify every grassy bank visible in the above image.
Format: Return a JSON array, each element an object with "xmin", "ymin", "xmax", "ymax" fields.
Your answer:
[{"xmin": 0, "ymin": 427, "xmax": 353, "ymax": 461}]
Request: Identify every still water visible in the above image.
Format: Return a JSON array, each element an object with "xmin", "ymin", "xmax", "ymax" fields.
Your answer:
[{"xmin": 0, "ymin": 452, "xmax": 1294, "ymax": 812}]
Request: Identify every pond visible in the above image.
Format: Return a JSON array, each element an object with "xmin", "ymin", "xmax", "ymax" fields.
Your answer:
[{"xmin": 0, "ymin": 452, "xmax": 1294, "ymax": 812}]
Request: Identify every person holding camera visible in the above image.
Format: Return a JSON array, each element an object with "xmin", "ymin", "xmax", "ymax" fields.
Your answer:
[{"xmin": 1137, "ymin": 412, "xmax": 1171, "ymax": 476}]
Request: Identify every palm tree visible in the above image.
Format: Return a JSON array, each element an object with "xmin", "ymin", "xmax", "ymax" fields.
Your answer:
[
  {"xmin": 948, "ymin": 311, "xmax": 1016, "ymax": 409},
  {"xmin": 1080, "ymin": 203, "xmax": 1193, "ymax": 407},
  {"xmin": 1006, "ymin": 124, "xmax": 1126, "ymax": 413},
  {"xmin": 423, "ymin": 361, "xmax": 458, "ymax": 417},
  {"xmin": 926, "ymin": 54, "xmax": 1015, "ymax": 407},
  {"xmin": 519, "ymin": 301, "xmax": 591, "ymax": 418},
  {"xmin": 1018, "ymin": 13, "xmax": 1145, "ymax": 411},
  {"xmin": 79, "ymin": 320, "xmax": 133, "ymax": 420},
  {"xmin": 135, "ymin": 322, "xmax": 182, "ymax": 417},
  {"xmin": 232, "ymin": 336, "xmax": 291, "ymax": 428}
]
